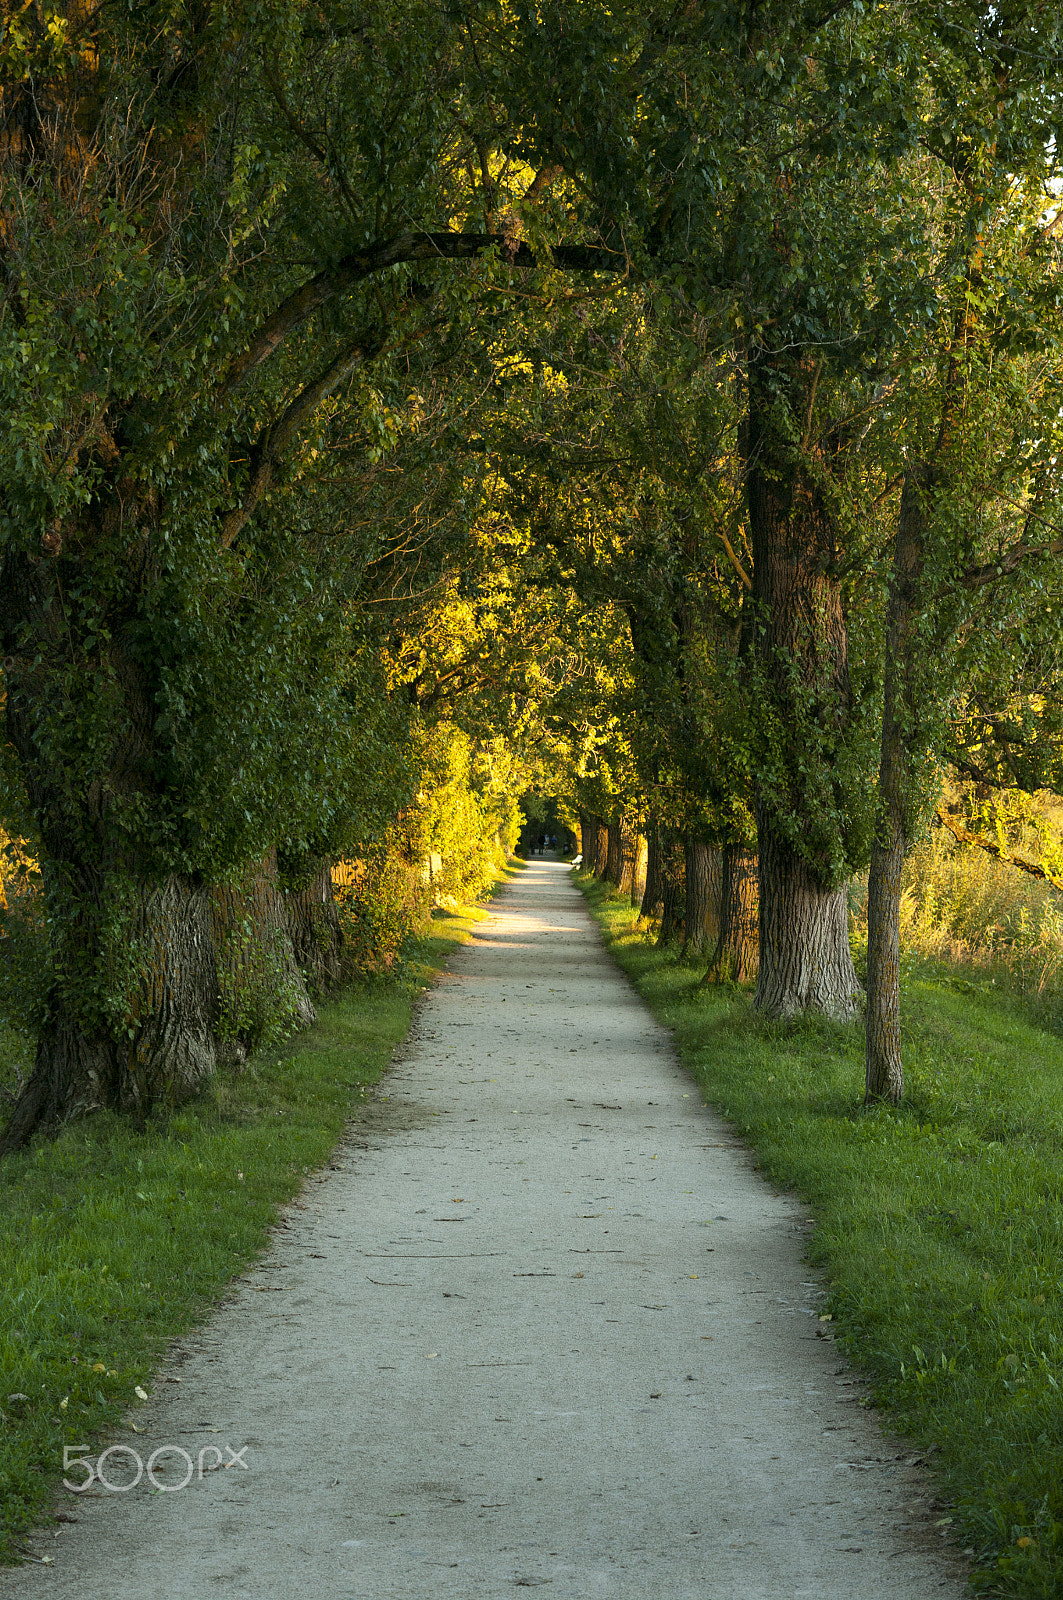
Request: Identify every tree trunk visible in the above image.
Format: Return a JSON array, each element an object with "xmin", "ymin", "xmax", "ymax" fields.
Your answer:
[
  {"xmin": 641, "ymin": 823, "xmax": 664, "ymax": 918},
  {"xmin": 747, "ymin": 356, "xmax": 862, "ymax": 1019},
  {"xmin": 0, "ymin": 551, "xmax": 227, "ymax": 1148},
  {"xmin": 604, "ymin": 818, "xmax": 622, "ymax": 886},
  {"xmin": 656, "ymin": 829, "xmax": 686, "ymax": 948},
  {"xmin": 681, "ymin": 836, "xmax": 716, "ymax": 957},
  {"xmin": 754, "ymin": 805, "xmax": 858, "ymax": 1017},
  {"xmin": 865, "ymin": 468, "xmax": 927, "ymax": 1102},
  {"xmin": 703, "ymin": 846, "xmax": 759, "ymax": 983},
  {"xmin": 704, "ymin": 848, "xmax": 722, "ymax": 948},
  {"xmin": 578, "ymin": 810, "xmax": 593, "ymax": 866},
  {"xmin": 630, "ymin": 833, "xmax": 648, "ymax": 908},
  {"xmin": 591, "ymin": 817, "xmax": 610, "ymax": 878},
  {"xmin": 616, "ymin": 816, "xmax": 638, "ymax": 896},
  {"xmin": 211, "ymin": 848, "xmax": 316, "ymax": 1061},
  {"xmin": 286, "ymin": 860, "xmax": 345, "ymax": 1001},
  {"xmin": 583, "ymin": 814, "xmax": 599, "ymax": 874},
  {"xmin": 0, "ymin": 870, "xmax": 216, "ymax": 1152}
]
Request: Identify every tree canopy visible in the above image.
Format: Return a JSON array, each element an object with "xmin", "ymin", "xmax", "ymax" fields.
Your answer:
[{"xmin": 3, "ymin": 0, "xmax": 1063, "ymax": 1140}]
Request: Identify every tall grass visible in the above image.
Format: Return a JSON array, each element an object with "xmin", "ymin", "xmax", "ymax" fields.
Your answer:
[{"xmin": 850, "ymin": 824, "xmax": 1063, "ymax": 1020}]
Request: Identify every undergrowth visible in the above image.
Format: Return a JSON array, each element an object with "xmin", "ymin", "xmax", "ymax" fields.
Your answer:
[
  {"xmin": 0, "ymin": 896, "xmax": 500, "ymax": 1565},
  {"xmin": 850, "ymin": 825, "xmax": 1063, "ymax": 1031},
  {"xmin": 580, "ymin": 872, "xmax": 1063, "ymax": 1600}
]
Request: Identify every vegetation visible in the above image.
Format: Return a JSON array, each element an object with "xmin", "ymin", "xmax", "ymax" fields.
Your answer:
[
  {"xmin": 580, "ymin": 871, "xmax": 1063, "ymax": 1600},
  {"xmin": 3, "ymin": 0, "xmax": 1063, "ymax": 1583},
  {"xmin": 0, "ymin": 0, "xmax": 1061, "ymax": 1130}
]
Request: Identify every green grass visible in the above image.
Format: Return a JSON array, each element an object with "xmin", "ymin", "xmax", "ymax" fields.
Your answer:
[
  {"xmin": 577, "ymin": 873, "xmax": 1063, "ymax": 1600},
  {"xmin": 0, "ymin": 897, "xmax": 497, "ymax": 1564}
]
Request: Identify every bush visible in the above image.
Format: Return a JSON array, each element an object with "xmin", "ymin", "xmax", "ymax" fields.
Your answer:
[{"xmin": 333, "ymin": 817, "xmax": 429, "ymax": 978}]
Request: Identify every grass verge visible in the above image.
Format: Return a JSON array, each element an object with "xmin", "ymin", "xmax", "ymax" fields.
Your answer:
[
  {"xmin": 0, "ymin": 892, "xmax": 504, "ymax": 1565},
  {"xmin": 577, "ymin": 872, "xmax": 1063, "ymax": 1600}
]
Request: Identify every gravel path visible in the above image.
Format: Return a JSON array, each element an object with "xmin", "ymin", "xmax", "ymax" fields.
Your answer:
[{"xmin": 5, "ymin": 859, "xmax": 968, "ymax": 1598}]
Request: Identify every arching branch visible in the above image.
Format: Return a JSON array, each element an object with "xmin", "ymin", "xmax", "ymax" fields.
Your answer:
[
  {"xmin": 934, "ymin": 806, "xmax": 1063, "ymax": 892},
  {"xmin": 217, "ymin": 232, "xmax": 622, "ymax": 404},
  {"xmin": 221, "ymin": 334, "xmax": 386, "ymax": 547}
]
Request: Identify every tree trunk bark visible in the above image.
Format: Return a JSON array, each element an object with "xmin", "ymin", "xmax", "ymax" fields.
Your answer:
[
  {"xmin": 754, "ymin": 804, "xmax": 858, "ymax": 1017},
  {"xmin": 641, "ymin": 823, "xmax": 664, "ymax": 918},
  {"xmin": 583, "ymin": 814, "xmax": 599, "ymax": 874},
  {"xmin": 592, "ymin": 817, "xmax": 610, "ymax": 878},
  {"xmin": 865, "ymin": 468, "xmax": 927, "ymax": 1102},
  {"xmin": 703, "ymin": 846, "xmax": 759, "ymax": 983},
  {"xmin": 630, "ymin": 833, "xmax": 648, "ymax": 908},
  {"xmin": 604, "ymin": 818, "xmax": 622, "ymax": 886},
  {"xmin": 617, "ymin": 816, "xmax": 638, "ymax": 896},
  {"xmin": 656, "ymin": 829, "xmax": 686, "ymax": 948},
  {"xmin": 285, "ymin": 860, "xmax": 345, "ymax": 1001},
  {"xmin": 0, "ymin": 870, "xmax": 216, "ymax": 1152},
  {"xmin": 681, "ymin": 836, "xmax": 716, "ymax": 957},
  {"xmin": 211, "ymin": 848, "xmax": 316, "ymax": 1061},
  {"xmin": 578, "ymin": 810, "xmax": 593, "ymax": 867},
  {"xmin": 0, "ymin": 549, "xmax": 229, "ymax": 1148},
  {"xmin": 747, "ymin": 356, "xmax": 862, "ymax": 1019}
]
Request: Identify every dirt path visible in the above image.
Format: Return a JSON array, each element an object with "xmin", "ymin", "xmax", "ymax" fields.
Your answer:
[{"xmin": 5, "ymin": 859, "xmax": 968, "ymax": 1598}]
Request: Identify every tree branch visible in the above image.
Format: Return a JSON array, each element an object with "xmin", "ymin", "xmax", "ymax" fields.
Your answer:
[
  {"xmin": 217, "ymin": 232, "xmax": 623, "ymax": 403},
  {"xmin": 960, "ymin": 535, "xmax": 1063, "ymax": 588},
  {"xmin": 221, "ymin": 333, "xmax": 387, "ymax": 547},
  {"xmin": 523, "ymin": 164, "xmax": 563, "ymax": 203},
  {"xmin": 934, "ymin": 806, "xmax": 1063, "ymax": 892}
]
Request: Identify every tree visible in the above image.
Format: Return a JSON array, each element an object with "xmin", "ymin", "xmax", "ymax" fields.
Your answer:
[
  {"xmin": 863, "ymin": 77, "xmax": 1063, "ymax": 1101},
  {"xmin": 0, "ymin": 0, "xmax": 620, "ymax": 1142}
]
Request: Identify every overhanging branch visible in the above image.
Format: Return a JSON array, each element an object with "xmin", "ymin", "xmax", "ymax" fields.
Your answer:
[
  {"xmin": 934, "ymin": 806, "xmax": 1063, "ymax": 892},
  {"xmin": 218, "ymin": 231, "xmax": 624, "ymax": 403},
  {"xmin": 961, "ymin": 534, "xmax": 1063, "ymax": 588},
  {"xmin": 221, "ymin": 333, "xmax": 386, "ymax": 547}
]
